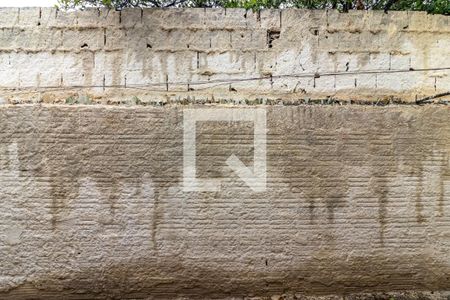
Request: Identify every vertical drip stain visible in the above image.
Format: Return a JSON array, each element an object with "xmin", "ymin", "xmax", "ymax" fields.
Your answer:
[
  {"xmin": 152, "ymin": 189, "xmax": 160, "ymax": 251},
  {"xmin": 438, "ymin": 153, "xmax": 449, "ymax": 217},
  {"xmin": 377, "ymin": 182, "xmax": 388, "ymax": 246},
  {"xmin": 415, "ymin": 164, "xmax": 426, "ymax": 224},
  {"xmin": 438, "ymin": 177, "xmax": 444, "ymax": 217}
]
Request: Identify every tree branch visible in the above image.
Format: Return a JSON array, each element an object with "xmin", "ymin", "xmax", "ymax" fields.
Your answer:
[{"xmin": 383, "ymin": 0, "xmax": 398, "ymax": 12}]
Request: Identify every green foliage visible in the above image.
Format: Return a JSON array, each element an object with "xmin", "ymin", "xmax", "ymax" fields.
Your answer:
[
  {"xmin": 57, "ymin": 0, "xmax": 449, "ymax": 14},
  {"xmin": 221, "ymin": 0, "xmax": 285, "ymax": 10}
]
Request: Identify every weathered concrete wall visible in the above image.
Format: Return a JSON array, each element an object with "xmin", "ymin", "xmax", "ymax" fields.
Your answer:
[
  {"xmin": 0, "ymin": 8, "xmax": 448, "ymax": 104},
  {"xmin": 0, "ymin": 7, "xmax": 450, "ymax": 299},
  {"xmin": 0, "ymin": 105, "xmax": 449, "ymax": 299}
]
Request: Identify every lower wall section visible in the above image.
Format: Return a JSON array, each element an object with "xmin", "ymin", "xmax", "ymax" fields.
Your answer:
[{"xmin": 0, "ymin": 105, "xmax": 449, "ymax": 299}]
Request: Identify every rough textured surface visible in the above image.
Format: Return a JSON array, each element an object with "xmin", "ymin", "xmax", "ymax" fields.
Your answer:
[
  {"xmin": 0, "ymin": 7, "xmax": 450, "ymax": 299},
  {"xmin": 0, "ymin": 105, "xmax": 449, "ymax": 298},
  {"xmin": 0, "ymin": 8, "xmax": 449, "ymax": 104}
]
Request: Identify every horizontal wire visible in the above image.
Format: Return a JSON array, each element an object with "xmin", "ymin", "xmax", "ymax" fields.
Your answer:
[{"xmin": 1, "ymin": 66, "xmax": 450, "ymax": 96}]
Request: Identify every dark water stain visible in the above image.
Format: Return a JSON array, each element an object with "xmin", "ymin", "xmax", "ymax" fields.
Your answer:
[
  {"xmin": 152, "ymin": 189, "xmax": 161, "ymax": 251},
  {"xmin": 438, "ymin": 176, "xmax": 445, "ymax": 218},
  {"xmin": 414, "ymin": 162, "xmax": 426, "ymax": 224},
  {"xmin": 378, "ymin": 190, "xmax": 388, "ymax": 245},
  {"xmin": 325, "ymin": 195, "xmax": 347, "ymax": 224},
  {"xmin": 46, "ymin": 146, "xmax": 83, "ymax": 231},
  {"xmin": 50, "ymin": 182, "xmax": 71, "ymax": 230},
  {"xmin": 308, "ymin": 199, "xmax": 315, "ymax": 225},
  {"xmin": 5, "ymin": 254, "xmax": 450, "ymax": 299},
  {"xmin": 18, "ymin": 106, "xmax": 183, "ymax": 233},
  {"xmin": 438, "ymin": 153, "xmax": 449, "ymax": 217},
  {"xmin": 372, "ymin": 177, "xmax": 388, "ymax": 246}
]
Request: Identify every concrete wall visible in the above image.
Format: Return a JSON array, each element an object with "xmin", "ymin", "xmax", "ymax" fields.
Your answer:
[
  {"xmin": 0, "ymin": 105, "xmax": 449, "ymax": 299},
  {"xmin": 0, "ymin": 8, "xmax": 448, "ymax": 104},
  {"xmin": 0, "ymin": 7, "xmax": 450, "ymax": 299}
]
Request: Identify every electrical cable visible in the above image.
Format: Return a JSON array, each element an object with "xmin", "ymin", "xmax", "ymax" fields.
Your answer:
[{"xmin": 1, "ymin": 66, "xmax": 449, "ymax": 97}]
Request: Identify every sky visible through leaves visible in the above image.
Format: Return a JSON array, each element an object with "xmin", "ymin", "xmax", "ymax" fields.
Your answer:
[{"xmin": 0, "ymin": 0, "xmax": 58, "ymax": 6}]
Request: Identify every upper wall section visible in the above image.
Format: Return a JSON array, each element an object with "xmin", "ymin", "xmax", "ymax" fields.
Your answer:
[{"xmin": 0, "ymin": 8, "xmax": 449, "ymax": 104}]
